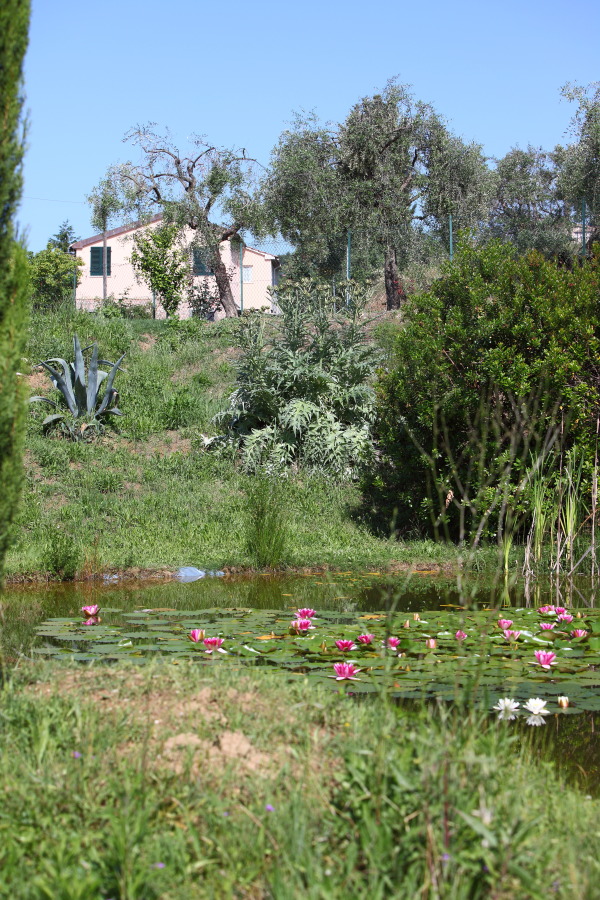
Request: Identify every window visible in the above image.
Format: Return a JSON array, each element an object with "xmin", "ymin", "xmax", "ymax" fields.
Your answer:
[
  {"xmin": 193, "ymin": 248, "xmax": 213, "ymax": 276},
  {"xmin": 90, "ymin": 246, "xmax": 111, "ymax": 276},
  {"xmin": 243, "ymin": 266, "xmax": 253, "ymax": 283}
]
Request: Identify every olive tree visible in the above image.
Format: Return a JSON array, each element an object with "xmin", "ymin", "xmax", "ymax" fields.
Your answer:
[
  {"xmin": 107, "ymin": 125, "xmax": 262, "ymax": 317},
  {"xmin": 262, "ymin": 81, "xmax": 492, "ymax": 309}
]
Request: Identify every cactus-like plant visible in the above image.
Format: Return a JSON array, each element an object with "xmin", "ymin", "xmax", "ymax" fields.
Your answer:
[{"xmin": 30, "ymin": 335, "xmax": 125, "ymax": 440}]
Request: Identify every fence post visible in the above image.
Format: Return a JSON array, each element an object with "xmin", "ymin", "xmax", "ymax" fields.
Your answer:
[
  {"xmin": 72, "ymin": 268, "xmax": 77, "ymax": 310},
  {"xmin": 582, "ymin": 199, "xmax": 587, "ymax": 258},
  {"xmin": 152, "ymin": 290, "xmax": 156, "ymax": 319},
  {"xmin": 449, "ymin": 213, "xmax": 454, "ymax": 261}
]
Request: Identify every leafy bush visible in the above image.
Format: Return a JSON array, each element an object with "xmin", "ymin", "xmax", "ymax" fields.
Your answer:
[
  {"xmin": 41, "ymin": 530, "xmax": 81, "ymax": 579},
  {"xmin": 370, "ymin": 241, "xmax": 600, "ymax": 538},
  {"xmin": 30, "ymin": 335, "xmax": 125, "ymax": 441},
  {"xmin": 215, "ymin": 279, "xmax": 379, "ymax": 477}
]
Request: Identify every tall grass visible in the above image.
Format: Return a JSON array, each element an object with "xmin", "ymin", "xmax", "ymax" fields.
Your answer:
[{"xmin": 245, "ymin": 475, "xmax": 289, "ymax": 568}]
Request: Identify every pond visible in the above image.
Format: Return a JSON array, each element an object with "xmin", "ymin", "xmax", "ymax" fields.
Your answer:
[{"xmin": 2, "ymin": 570, "xmax": 600, "ymax": 793}]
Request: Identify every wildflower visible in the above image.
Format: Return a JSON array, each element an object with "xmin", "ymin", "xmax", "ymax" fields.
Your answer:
[
  {"xmin": 81, "ymin": 605, "xmax": 100, "ymax": 617},
  {"xmin": 290, "ymin": 618, "xmax": 314, "ymax": 633},
  {"xmin": 540, "ymin": 622, "xmax": 555, "ymax": 630},
  {"xmin": 455, "ymin": 630, "xmax": 467, "ymax": 641},
  {"xmin": 357, "ymin": 634, "xmax": 374, "ymax": 645},
  {"xmin": 82, "ymin": 617, "xmax": 100, "ymax": 626},
  {"xmin": 557, "ymin": 696, "xmax": 570, "ymax": 708},
  {"xmin": 203, "ymin": 637, "xmax": 226, "ymax": 654},
  {"xmin": 265, "ymin": 804, "xmax": 275, "ymax": 812},
  {"xmin": 189, "ymin": 629, "xmax": 205, "ymax": 643},
  {"xmin": 493, "ymin": 698, "xmax": 519, "ymax": 721},
  {"xmin": 297, "ymin": 608, "xmax": 316, "ymax": 619},
  {"xmin": 524, "ymin": 698, "xmax": 548, "ymax": 716},
  {"xmin": 335, "ymin": 639, "xmax": 356, "ymax": 652},
  {"xmin": 330, "ymin": 662, "xmax": 361, "ymax": 681},
  {"xmin": 571, "ymin": 629, "xmax": 588, "ymax": 638},
  {"xmin": 425, "ymin": 638, "xmax": 437, "ymax": 650},
  {"xmin": 526, "ymin": 715, "xmax": 547, "ymax": 726},
  {"xmin": 503, "ymin": 630, "xmax": 521, "ymax": 641},
  {"xmin": 150, "ymin": 863, "xmax": 165, "ymax": 869},
  {"xmin": 538, "ymin": 605, "xmax": 555, "ymax": 614},
  {"xmin": 72, "ymin": 751, "xmax": 82, "ymax": 759},
  {"xmin": 557, "ymin": 613, "xmax": 574, "ymax": 624},
  {"xmin": 534, "ymin": 650, "xmax": 557, "ymax": 669},
  {"xmin": 386, "ymin": 637, "xmax": 401, "ymax": 649},
  {"xmin": 498, "ymin": 619, "xmax": 513, "ymax": 630}
]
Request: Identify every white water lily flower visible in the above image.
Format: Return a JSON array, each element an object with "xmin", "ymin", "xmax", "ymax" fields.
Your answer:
[
  {"xmin": 524, "ymin": 698, "xmax": 548, "ymax": 716},
  {"xmin": 493, "ymin": 698, "xmax": 520, "ymax": 721},
  {"xmin": 526, "ymin": 715, "xmax": 547, "ymax": 726}
]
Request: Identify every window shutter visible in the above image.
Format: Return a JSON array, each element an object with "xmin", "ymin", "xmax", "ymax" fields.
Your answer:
[
  {"xmin": 193, "ymin": 248, "xmax": 213, "ymax": 276},
  {"xmin": 90, "ymin": 247, "xmax": 102, "ymax": 276},
  {"xmin": 90, "ymin": 246, "xmax": 112, "ymax": 276}
]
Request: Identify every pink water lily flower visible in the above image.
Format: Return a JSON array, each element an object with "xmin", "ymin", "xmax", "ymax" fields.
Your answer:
[
  {"xmin": 82, "ymin": 616, "xmax": 100, "ymax": 626},
  {"xmin": 330, "ymin": 662, "xmax": 361, "ymax": 681},
  {"xmin": 335, "ymin": 639, "xmax": 356, "ymax": 652},
  {"xmin": 290, "ymin": 618, "xmax": 314, "ymax": 633},
  {"xmin": 571, "ymin": 629, "xmax": 588, "ymax": 638},
  {"xmin": 81, "ymin": 605, "xmax": 100, "ymax": 617},
  {"xmin": 503, "ymin": 630, "xmax": 521, "ymax": 641},
  {"xmin": 357, "ymin": 633, "xmax": 374, "ymax": 645},
  {"xmin": 297, "ymin": 608, "xmax": 316, "ymax": 619},
  {"xmin": 534, "ymin": 650, "xmax": 557, "ymax": 669},
  {"xmin": 189, "ymin": 629, "xmax": 205, "ymax": 643},
  {"xmin": 538, "ymin": 605, "xmax": 555, "ymax": 614},
  {"xmin": 498, "ymin": 619, "xmax": 513, "ymax": 630},
  {"xmin": 203, "ymin": 637, "xmax": 226, "ymax": 654},
  {"xmin": 539, "ymin": 622, "xmax": 555, "ymax": 630},
  {"xmin": 387, "ymin": 637, "xmax": 401, "ymax": 649},
  {"xmin": 557, "ymin": 613, "xmax": 574, "ymax": 623},
  {"xmin": 554, "ymin": 607, "xmax": 567, "ymax": 616},
  {"xmin": 455, "ymin": 630, "xmax": 467, "ymax": 641},
  {"xmin": 425, "ymin": 638, "xmax": 437, "ymax": 650}
]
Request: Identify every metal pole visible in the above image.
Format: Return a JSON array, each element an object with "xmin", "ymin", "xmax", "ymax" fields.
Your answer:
[
  {"xmin": 152, "ymin": 290, "xmax": 156, "ymax": 320},
  {"xmin": 239, "ymin": 240, "xmax": 244, "ymax": 314},
  {"xmin": 72, "ymin": 267, "xmax": 77, "ymax": 310},
  {"xmin": 449, "ymin": 213, "xmax": 454, "ymax": 261},
  {"xmin": 346, "ymin": 229, "xmax": 351, "ymax": 306},
  {"xmin": 582, "ymin": 199, "xmax": 587, "ymax": 259}
]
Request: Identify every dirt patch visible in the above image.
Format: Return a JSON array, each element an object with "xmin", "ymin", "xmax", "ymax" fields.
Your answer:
[
  {"xmin": 160, "ymin": 729, "xmax": 271, "ymax": 776},
  {"xmin": 138, "ymin": 333, "xmax": 157, "ymax": 352},
  {"xmin": 22, "ymin": 369, "xmax": 51, "ymax": 395}
]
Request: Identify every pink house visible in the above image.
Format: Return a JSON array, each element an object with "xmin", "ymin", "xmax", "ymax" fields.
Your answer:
[{"xmin": 70, "ymin": 216, "xmax": 280, "ymax": 318}]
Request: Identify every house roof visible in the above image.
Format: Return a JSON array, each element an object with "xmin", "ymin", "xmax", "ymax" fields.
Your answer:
[{"xmin": 70, "ymin": 214, "xmax": 279, "ymax": 262}]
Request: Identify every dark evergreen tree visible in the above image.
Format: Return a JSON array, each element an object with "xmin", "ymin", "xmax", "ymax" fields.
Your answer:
[{"xmin": 0, "ymin": 0, "xmax": 30, "ymax": 582}]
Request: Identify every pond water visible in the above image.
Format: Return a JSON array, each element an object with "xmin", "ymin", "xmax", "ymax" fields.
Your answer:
[{"xmin": 1, "ymin": 570, "xmax": 599, "ymax": 794}]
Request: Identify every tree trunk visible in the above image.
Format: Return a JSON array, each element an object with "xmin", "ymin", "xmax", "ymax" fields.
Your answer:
[
  {"xmin": 213, "ymin": 246, "xmax": 238, "ymax": 317},
  {"xmin": 102, "ymin": 230, "xmax": 107, "ymax": 301},
  {"xmin": 384, "ymin": 247, "xmax": 405, "ymax": 310}
]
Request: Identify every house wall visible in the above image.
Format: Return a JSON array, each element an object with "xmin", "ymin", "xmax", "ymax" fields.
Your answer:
[{"xmin": 73, "ymin": 222, "xmax": 278, "ymax": 318}]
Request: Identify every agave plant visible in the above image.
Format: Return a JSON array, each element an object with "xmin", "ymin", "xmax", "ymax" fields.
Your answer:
[{"xmin": 30, "ymin": 335, "xmax": 125, "ymax": 440}]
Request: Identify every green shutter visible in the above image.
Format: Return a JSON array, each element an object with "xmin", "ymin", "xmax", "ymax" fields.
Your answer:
[
  {"xmin": 193, "ymin": 248, "xmax": 212, "ymax": 276},
  {"xmin": 90, "ymin": 246, "xmax": 111, "ymax": 276}
]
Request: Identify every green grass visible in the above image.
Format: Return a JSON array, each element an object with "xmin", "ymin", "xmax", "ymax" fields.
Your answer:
[
  {"xmin": 8, "ymin": 307, "xmax": 471, "ymax": 579},
  {"xmin": 1, "ymin": 659, "xmax": 600, "ymax": 899}
]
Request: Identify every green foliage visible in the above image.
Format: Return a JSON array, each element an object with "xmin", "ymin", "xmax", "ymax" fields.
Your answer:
[
  {"xmin": 130, "ymin": 222, "xmax": 190, "ymax": 317},
  {"xmin": 245, "ymin": 476, "xmax": 288, "ymax": 567},
  {"xmin": 371, "ymin": 241, "xmax": 600, "ymax": 538},
  {"xmin": 0, "ymin": 0, "xmax": 30, "ymax": 584},
  {"xmin": 28, "ymin": 246, "xmax": 83, "ymax": 311},
  {"xmin": 216, "ymin": 279, "xmax": 378, "ymax": 477},
  {"xmin": 47, "ymin": 219, "xmax": 79, "ymax": 253},
  {"xmin": 558, "ymin": 81, "xmax": 600, "ymax": 229},
  {"xmin": 40, "ymin": 531, "xmax": 81, "ymax": 579},
  {"xmin": 30, "ymin": 335, "xmax": 125, "ymax": 441}
]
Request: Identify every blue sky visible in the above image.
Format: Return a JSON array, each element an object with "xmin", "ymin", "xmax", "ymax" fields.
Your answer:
[{"xmin": 21, "ymin": 0, "xmax": 599, "ymax": 251}]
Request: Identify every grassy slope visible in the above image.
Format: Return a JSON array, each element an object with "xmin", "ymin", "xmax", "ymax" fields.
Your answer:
[
  {"xmin": 1, "ymin": 660, "xmax": 599, "ymax": 899},
  {"xmin": 6, "ymin": 308, "xmax": 462, "ymax": 579}
]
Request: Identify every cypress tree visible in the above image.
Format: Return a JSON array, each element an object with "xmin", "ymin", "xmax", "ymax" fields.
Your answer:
[{"xmin": 0, "ymin": 0, "xmax": 30, "ymax": 583}]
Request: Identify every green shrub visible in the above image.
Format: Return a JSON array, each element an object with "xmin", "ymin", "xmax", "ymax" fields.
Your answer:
[
  {"xmin": 370, "ymin": 241, "xmax": 600, "ymax": 538},
  {"xmin": 216, "ymin": 280, "xmax": 379, "ymax": 477},
  {"xmin": 41, "ymin": 531, "xmax": 81, "ymax": 579}
]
